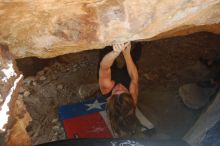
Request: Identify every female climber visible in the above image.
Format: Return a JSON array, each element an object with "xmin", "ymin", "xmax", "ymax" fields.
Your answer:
[{"xmin": 99, "ymin": 42, "xmax": 142, "ymax": 136}]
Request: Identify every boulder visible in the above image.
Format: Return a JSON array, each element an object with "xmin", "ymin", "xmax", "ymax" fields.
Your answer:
[
  {"xmin": 184, "ymin": 91, "xmax": 220, "ymax": 146},
  {"xmin": 0, "ymin": 0, "xmax": 220, "ymax": 58}
]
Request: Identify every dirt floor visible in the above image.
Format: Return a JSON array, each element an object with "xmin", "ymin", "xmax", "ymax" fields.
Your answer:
[{"xmin": 16, "ymin": 32, "xmax": 220, "ymax": 145}]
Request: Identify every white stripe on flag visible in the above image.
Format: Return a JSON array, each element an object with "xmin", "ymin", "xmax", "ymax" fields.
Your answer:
[
  {"xmin": 136, "ymin": 108, "xmax": 154, "ymax": 129},
  {"xmin": 99, "ymin": 111, "xmax": 116, "ymax": 137}
]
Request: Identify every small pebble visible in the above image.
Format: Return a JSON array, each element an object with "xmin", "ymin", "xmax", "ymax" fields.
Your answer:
[
  {"xmin": 52, "ymin": 125, "xmax": 59, "ymax": 130},
  {"xmin": 18, "ymin": 94, "xmax": 23, "ymax": 100},
  {"xmin": 73, "ymin": 64, "xmax": 78, "ymax": 68},
  {"xmin": 52, "ymin": 118, "xmax": 58, "ymax": 123},
  {"xmin": 57, "ymin": 84, "xmax": 63, "ymax": 90},
  {"xmin": 19, "ymin": 87, "xmax": 25, "ymax": 93},
  {"xmin": 144, "ymin": 73, "xmax": 159, "ymax": 81},
  {"xmin": 39, "ymin": 76, "xmax": 46, "ymax": 81},
  {"xmin": 51, "ymin": 75, "xmax": 57, "ymax": 80},
  {"xmin": 59, "ymin": 133, "xmax": 66, "ymax": 139},
  {"xmin": 57, "ymin": 122, "xmax": 61, "ymax": 127},
  {"xmin": 38, "ymin": 70, "xmax": 44, "ymax": 76},
  {"xmin": 23, "ymin": 91, "xmax": 30, "ymax": 97},
  {"xmin": 73, "ymin": 68, "xmax": 77, "ymax": 72},
  {"xmin": 32, "ymin": 81, "xmax": 37, "ymax": 86},
  {"xmin": 24, "ymin": 76, "xmax": 35, "ymax": 85},
  {"xmin": 60, "ymin": 126, "xmax": 64, "ymax": 130},
  {"xmin": 43, "ymin": 67, "xmax": 50, "ymax": 71}
]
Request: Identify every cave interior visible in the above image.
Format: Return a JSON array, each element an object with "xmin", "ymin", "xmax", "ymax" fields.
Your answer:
[{"xmin": 11, "ymin": 32, "xmax": 220, "ymax": 145}]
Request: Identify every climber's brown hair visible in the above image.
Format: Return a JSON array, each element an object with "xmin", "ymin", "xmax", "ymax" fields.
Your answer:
[{"xmin": 106, "ymin": 92, "xmax": 139, "ymax": 137}]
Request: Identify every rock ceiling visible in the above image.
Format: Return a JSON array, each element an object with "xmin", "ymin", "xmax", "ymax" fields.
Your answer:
[{"xmin": 0, "ymin": 0, "xmax": 220, "ymax": 58}]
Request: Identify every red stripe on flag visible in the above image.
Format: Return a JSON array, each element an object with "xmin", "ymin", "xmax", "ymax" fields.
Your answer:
[{"xmin": 63, "ymin": 112, "xmax": 113, "ymax": 139}]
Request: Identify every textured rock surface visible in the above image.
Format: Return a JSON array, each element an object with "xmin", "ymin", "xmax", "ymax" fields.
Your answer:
[
  {"xmin": 0, "ymin": 45, "xmax": 32, "ymax": 146},
  {"xmin": 0, "ymin": 0, "xmax": 220, "ymax": 58},
  {"xmin": 5, "ymin": 97, "xmax": 32, "ymax": 146}
]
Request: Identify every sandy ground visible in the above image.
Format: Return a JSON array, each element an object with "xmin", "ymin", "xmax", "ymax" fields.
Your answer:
[{"xmin": 16, "ymin": 32, "xmax": 220, "ymax": 145}]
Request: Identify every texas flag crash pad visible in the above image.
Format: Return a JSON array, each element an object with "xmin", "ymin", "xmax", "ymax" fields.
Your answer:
[{"xmin": 58, "ymin": 96, "xmax": 154, "ymax": 139}]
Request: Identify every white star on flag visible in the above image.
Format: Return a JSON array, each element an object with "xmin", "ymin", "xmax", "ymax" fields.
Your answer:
[{"xmin": 85, "ymin": 100, "xmax": 106, "ymax": 111}]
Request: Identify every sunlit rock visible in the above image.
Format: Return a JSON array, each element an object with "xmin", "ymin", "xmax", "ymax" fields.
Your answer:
[
  {"xmin": 0, "ymin": 44, "xmax": 32, "ymax": 146},
  {"xmin": 0, "ymin": 0, "xmax": 220, "ymax": 58}
]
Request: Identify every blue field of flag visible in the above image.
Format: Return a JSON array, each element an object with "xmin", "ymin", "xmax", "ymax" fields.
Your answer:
[{"xmin": 59, "ymin": 96, "xmax": 107, "ymax": 121}]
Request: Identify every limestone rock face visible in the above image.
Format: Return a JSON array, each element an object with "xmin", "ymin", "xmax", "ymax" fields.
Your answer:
[
  {"xmin": 0, "ymin": 0, "xmax": 220, "ymax": 58},
  {"xmin": 0, "ymin": 44, "xmax": 32, "ymax": 146}
]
